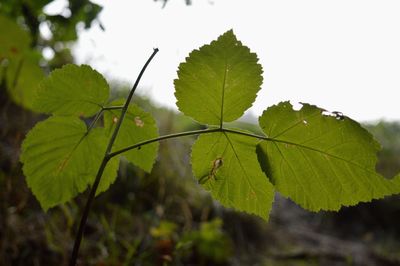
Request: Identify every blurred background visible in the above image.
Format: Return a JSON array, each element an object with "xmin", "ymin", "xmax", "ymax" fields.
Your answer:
[{"xmin": 1, "ymin": 0, "xmax": 400, "ymax": 265}]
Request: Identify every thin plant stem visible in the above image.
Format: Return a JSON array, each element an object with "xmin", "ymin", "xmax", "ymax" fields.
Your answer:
[
  {"xmin": 69, "ymin": 48, "xmax": 159, "ymax": 266},
  {"xmin": 86, "ymin": 110, "xmax": 104, "ymax": 133},
  {"xmin": 109, "ymin": 128, "xmax": 277, "ymax": 159},
  {"xmin": 102, "ymin": 105, "xmax": 124, "ymax": 110},
  {"xmin": 108, "ymin": 128, "xmax": 221, "ymax": 158}
]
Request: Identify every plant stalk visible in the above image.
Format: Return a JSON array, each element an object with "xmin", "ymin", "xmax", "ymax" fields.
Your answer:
[{"xmin": 69, "ymin": 48, "xmax": 159, "ymax": 266}]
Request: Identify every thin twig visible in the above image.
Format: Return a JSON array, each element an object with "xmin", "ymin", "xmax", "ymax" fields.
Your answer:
[
  {"xmin": 102, "ymin": 105, "xmax": 124, "ymax": 111},
  {"xmin": 109, "ymin": 128, "xmax": 275, "ymax": 158},
  {"xmin": 86, "ymin": 110, "xmax": 104, "ymax": 133},
  {"xmin": 108, "ymin": 128, "xmax": 221, "ymax": 158},
  {"xmin": 69, "ymin": 48, "xmax": 159, "ymax": 266}
]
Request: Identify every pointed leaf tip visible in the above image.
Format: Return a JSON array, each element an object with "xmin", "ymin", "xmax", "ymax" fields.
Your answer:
[{"xmin": 175, "ymin": 30, "xmax": 263, "ymax": 125}]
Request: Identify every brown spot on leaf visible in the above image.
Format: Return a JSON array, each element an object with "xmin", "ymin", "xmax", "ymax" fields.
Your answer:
[
  {"xmin": 134, "ymin": 116, "xmax": 144, "ymax": 127},
  {"xmin": 57, "ymin": 158, "xmax": 69, "ymax": 173},
  {"xmin": 112, "ymin": 116, "xmax": 118, "ymax": 124},
  {"xmin": 10, "ymin": 47, "xmax": 18, "ymax": 54}
]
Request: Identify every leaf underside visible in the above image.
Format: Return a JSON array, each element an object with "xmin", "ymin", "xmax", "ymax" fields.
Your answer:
[
  {"xmin": 104, "ymin": 101, "xmax": 159, "ymax": 172},
  {"xmin": 258, "ymin": 102, "xmax": 400, "ymax": 211},
  {"xmin": 174, "ymin": 30, "xmax": 263, "ymax": 125},
  {"xmin": 21, "ymin": 116, "xmax": 119, "ymax": 210},
  {"xmin": 191, "ymin": 131, "xmax": 274, "ymax": 220},
  {"xmin": 33, "ymin": 64, "xmax": 109, "ymax": 117}
]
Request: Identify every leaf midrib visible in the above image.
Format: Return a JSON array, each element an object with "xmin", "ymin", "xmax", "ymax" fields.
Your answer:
[{"xmin": 219, "ymin": 61, "xmax": 228, "ymax": 127}]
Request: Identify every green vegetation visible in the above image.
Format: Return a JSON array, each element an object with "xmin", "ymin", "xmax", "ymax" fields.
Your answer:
[{"xmin": 1, "ymin": 2, "xmax": 400, "ymax": 265}]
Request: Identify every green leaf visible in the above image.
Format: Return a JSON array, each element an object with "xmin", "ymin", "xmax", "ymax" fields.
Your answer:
[
  {"xmin": 104, "ymin": 101, "xmax": 159, "ymax": 172},
  {"xmin": 0, "ymin": 15, "xmax": 43, "ymax": 111},
  {"xmin": 257, "ymin": 102, "xmax": 400, "ymax": 211},
  {"xmin": 6, "ymin": 52, "xmax": 44, "ymax": 111},
  {"xmin": 33, "ymin": 64, "xmax": 110, "ymax": 117},
  {"xmin": 0, "ymin": 15, "xmax": 31, "ymax": 60},
  {"xmin": 174, "ymin": 30, "xmax": 263, "ymax": 125},
  {"xmin": 191, "ymin": 131, "xmax": 274, "ymax": 220},
  {"xmin": 20, "ymin": 116, "xmax": 119, "ymax": 210}
]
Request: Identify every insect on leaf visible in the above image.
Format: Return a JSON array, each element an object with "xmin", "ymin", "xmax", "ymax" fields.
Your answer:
[{"xmin": 192, "ymin": 131, "xmax": 274, "ymax": 220}]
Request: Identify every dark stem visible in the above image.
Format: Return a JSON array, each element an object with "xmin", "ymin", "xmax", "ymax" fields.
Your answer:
[
  {"xmin": 86, "ymin": 110, "xmax": 104, "ymax": 133},
  {"xmin": 108, "ymin": 128, "xmax": 221, "ymax": 158},
  {"xmin": 69, "ymin": 48, "xmax": 159, "ymax": 266},
  {"xmin": 102, "ymin": 105, "xmax": 124, "ymax": 110},
  {"xmin": 109, "ymin": 127, "xmax": 274, "ymax": 159}
]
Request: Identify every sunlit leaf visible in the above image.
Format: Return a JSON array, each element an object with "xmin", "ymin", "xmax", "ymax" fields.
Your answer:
[
  {"xmin": 33, "ymin": 64, "xmax": 109, "ymax": 117},
  {"xmin": 20, "ymin": 116, "xmax": 118, "ymax": 210},
  {"xmin": 175, "ymin": 30, "xmax": 263, "ymax": 125},
  {"xmin": 104, "ymin": 101, "xmax": 159, "ymax": 172},
  {"xmin": 258, "ymin": 102, "xmax": 400, "ymax": 211},
  {"xmin": 192, "ymin": 131, "xmax": 274, "ymax": 220}
]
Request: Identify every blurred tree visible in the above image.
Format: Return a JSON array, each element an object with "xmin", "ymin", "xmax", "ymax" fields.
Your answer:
[
  {"xmin": 0, "ymin": 0, "xmax": 103, "ymax": 66},
  {"xmin": 0, "ymin": 0, "xmax": 103, "ymax": 110},
  {"xmin": 0, "ymin": 2, "xmax": 103, "ymax": 264},
  {"xmin": 366, "ymin": 122, "xmax": 400, "ymax": 178}
]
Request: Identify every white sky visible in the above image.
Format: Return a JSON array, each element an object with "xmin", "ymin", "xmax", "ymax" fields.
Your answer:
[{"xmin": 70, "ymin": 0, "xmax": 400, "ymax": 122}]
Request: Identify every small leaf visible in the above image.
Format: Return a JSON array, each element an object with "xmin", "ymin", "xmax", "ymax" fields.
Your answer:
[
  {"xmin": 192, "ymin": 131, "xmax": 274, "ymax": 220},
  {"xmin": 33, "ymin": 64, "xmax": 110, "ymax": 117},
  {"xmin": 104, "ymin": 101, "xmax": 159, "ymax": 172},
  {"xmin": 175, "ymin": 30, "xmax": 263, "ymax": 125},
  {"xmin": 258, "ymin": 101, "xmax": 400, "ymax": 211},
  {"xmin": 20, "ymin": 116, "xmax": 118, "ymax": 210}
]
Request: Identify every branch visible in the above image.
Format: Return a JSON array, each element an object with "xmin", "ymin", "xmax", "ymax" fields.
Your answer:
[
  {"xmin": 109, "ymin": 128, "xmax": 275, "ymax": 158},
  {"xmin": 69, "ymin": 48, "xmax": 159, "ymax": 266},
  {"xmin": 102, "ymin": 105, "xmax": 124, "ymax": 110},
  {"xmin": 108, "ymin": 128, "xmax": 221, "ymax": 158}
]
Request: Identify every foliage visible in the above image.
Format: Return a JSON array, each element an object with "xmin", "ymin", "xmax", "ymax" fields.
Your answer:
[
  {"xmin": 192, "ymin": 132, "xmax": 274, "ymax": 219},
  {"xmin": 20, "ymin": 116, "xmax": 120, "ymax": 210},
  {"xmin": 0, "ymin": 0, "xmax": 102, "ymax": 110},
  {"xmin": 257, "ymin": 102, "xmax": 400, "ymax": 211},
  {"xmin": 20, "ymin": 30, "xmax": 400, "ymax": 225},
  {"xmin": 175, "ymin": 30, "xmax": 262, "ymax": 125},
  {"xmin": 177, "ymin": 219, "xmax": 232, "ymax": 263},
  {"xmin": 20, "ymin": 64, "xmax": 159, "ymax": 210}
]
